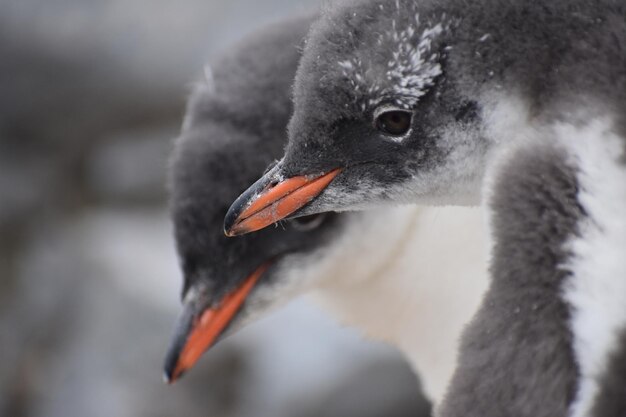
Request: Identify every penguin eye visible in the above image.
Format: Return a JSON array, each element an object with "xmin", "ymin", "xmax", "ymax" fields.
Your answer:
[
  {"xmin": 289, "ymin": 213, "xmax": 328, "ymax": 232},
  {"xmin": 374, "ymin": 110, "xmax": 412, "ymax": 136}
]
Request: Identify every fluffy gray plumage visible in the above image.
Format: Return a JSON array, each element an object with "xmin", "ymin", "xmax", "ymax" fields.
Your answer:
[
  {"xmin": 167, "ymin": 14, "xmax": 344, "ymax": 337},
  {"xmin": 437, "ymin": 142, "xmax": 583, "ymax": 417},
  {"xmin": 438, "ymin": 137, "xmax": 626, "ymax": 417},
  {"xmin": 229, "ymin": 0, "xmax": 626, "ymax": 218}
]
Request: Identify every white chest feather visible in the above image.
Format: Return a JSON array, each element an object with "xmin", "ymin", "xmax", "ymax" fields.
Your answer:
[
  {"xmin": 310, "ymin": 205, "xmax": 489, "ymax": 403},
  {"xmin": 558, "ymin": 119, "xmax": 626, "ymax": 417}
]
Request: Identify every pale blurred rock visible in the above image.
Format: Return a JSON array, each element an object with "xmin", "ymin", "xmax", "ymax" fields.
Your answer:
[
  {"xmin": 298, "ymin": 359, "xmax": 432, "ymax": 417},
  {"xmin": 86, "ymin": 127, "xmax": 177, "ymax": 205}
]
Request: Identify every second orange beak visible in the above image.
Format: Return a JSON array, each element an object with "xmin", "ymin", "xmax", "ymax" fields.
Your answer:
[{"xmin": 165, "ymin": 263, "xmax": 270, "ymax": 383}]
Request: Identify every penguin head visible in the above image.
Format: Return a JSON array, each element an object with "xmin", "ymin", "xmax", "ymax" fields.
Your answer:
[
  {"xmin": 163, "ymin": 104, "xmax": 354, "ymax": 382},
  {"xmin": 159, "ymin": 15, "xmax": 357, "ymax": 382},
  {"xmin": 224, "ymin": 0, "xmax": 488, "ymax": 236}
]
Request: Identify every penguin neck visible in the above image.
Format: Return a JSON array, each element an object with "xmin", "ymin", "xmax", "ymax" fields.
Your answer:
[{"xmin": 309, "ymin": 205, "xmax": 489, "ymax": 403}]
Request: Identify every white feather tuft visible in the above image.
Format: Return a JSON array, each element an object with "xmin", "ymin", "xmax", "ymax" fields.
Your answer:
[
  {"xmin": 559, "ymin": 119, "xmax": 626, "ymax": 417},
  {"xmin": 337, "ymin": 14, "xmax": 448, "ymax": 110}
]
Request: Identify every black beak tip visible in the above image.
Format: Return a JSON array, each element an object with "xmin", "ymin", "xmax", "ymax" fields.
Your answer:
[
  {"xmin": 224, "ymin": 163, "xmax": 284, "ymax": 236},
  {"xmin": 162, "ymin": 302, "xmax": 197, "ymax": 385},
  {"xmin": 163, "ymin": 369, "xmax": 185, "ymax": 385},
  {"xmin": 223, "ymin": 203, "xmax": 241, "ymax": 236},
  {"xmin": 223, "ymin": 177, "xmax": 270, "ymax": 236},
  {"xmin": 162, "ymin": 372, "xmax": 173, "ymax": 385},
  {"xmin": 162, "ymin": 343, "xmax": 182, "ymax": 384}
]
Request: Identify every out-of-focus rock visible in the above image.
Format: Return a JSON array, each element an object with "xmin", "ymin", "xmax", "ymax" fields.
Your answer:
[
  {"xmin": 297, "ymin": 359, "xmax": 432, "ymax": 417},
  {"xmin": 0, "ymin": 0, "xmax": 321, "ymax": 285},
  {"xmin": 85, "ymin": 126, "xmax": 177, "ymax": 205}
]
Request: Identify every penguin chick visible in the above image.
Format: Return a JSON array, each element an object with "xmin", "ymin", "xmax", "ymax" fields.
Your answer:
[{"xmin": 224, "ymin": 0, "xmax": 626, "ymax": 236}]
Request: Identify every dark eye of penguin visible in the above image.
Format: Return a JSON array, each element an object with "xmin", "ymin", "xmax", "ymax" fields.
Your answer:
[
  {"xmin": 374, "ymin": 110, "xmax": 412, "ymax": 136},
  {"xmin": 289, "ymin": 213, "xmax": 328, "ymax": 231}
]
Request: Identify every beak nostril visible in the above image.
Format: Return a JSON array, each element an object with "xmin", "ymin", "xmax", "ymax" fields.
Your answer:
[{"xmin": 261, "ymin": 180, "xmax": 278, "ymax": 193}]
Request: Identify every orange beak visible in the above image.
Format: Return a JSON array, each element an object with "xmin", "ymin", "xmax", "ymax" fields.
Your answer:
[
  {"xmin": 224, "ymin": 168, "xmax": 342, "ymax": 236},
  {"xmin": 163, "ymin": 263, "xmax": 269, "ymax": 383}
]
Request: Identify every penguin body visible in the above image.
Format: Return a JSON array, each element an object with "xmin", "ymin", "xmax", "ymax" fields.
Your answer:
[{"xmin": 439, "ymin": 130, "xmax": 626, "ymax": 417}]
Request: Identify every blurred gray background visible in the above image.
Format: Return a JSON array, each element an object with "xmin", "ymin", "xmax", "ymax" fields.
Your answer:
[{"xmin": 0, "ymin": 1, "xmax": 430, "ymax": 416}]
